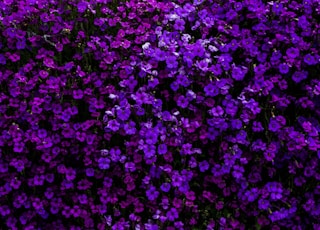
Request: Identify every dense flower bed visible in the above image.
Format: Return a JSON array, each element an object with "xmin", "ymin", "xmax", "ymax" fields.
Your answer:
[{"xmin": 0, "ymin": 0, "xmax": 320, "ymax": 229}]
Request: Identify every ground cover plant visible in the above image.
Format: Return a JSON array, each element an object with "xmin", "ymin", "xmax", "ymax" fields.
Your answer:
[{"xmin": 0, "ymin": 0, "xmax": 320, "ymax": 229}]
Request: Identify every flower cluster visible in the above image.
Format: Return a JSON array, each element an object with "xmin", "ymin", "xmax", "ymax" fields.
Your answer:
[{"xmin": 0, "ymin": 0, "xmax": 320, "ymax": 229}]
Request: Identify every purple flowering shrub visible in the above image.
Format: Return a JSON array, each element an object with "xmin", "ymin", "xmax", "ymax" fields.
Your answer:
[{"xmin": 0, "ymin": 0, "xmax": 320, "ymax": 229}]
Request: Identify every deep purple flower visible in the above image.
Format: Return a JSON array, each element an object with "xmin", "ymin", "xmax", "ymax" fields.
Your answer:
[
  {"xmin": 199, "ymin": 160, "xmax": 209, "ymax": 172},
  {"xmin": 258, "ymin": 199, "xmax": 270, "ymax": 210},
  {"xmin": 166, "ymin": 56, "xmax": 178, "ymax": 69},
  {"xmin": 279, "ymin": 63, "xmax": 289, "ymax": 74},
  {"xmin": 146, "ymin": 186, "xmax": 159, "ymax": 201},
  {"xmin": 252, "ymin": 121, "xmax": 264, "ymax": 132},
  {"xmin": 34, "ymin": 175, "xmax": 45, "ymax": 186},
  {"xmin": 160, "ymin": 182, "xmax": 171, "ymax": 192},
  {"xmin": 268, "ymin": 118, "xmax": 281, "ymax": 132},
  {"xmin": 232, "ymin": 66, "xmax": 247, "ymax": 81},
  {"xmin": 272, "ymin": 2, "xmax": 283, "ymax": 14},
  {"xmin": 196, "ymin": 60, "xmax": 209, "ymax": 72},
  {"xmin": 77, "ymin": 1, "xmax": 88, "ymax": 13},
  {"xmin": 286, "ymin": 47, "xmax": 299, "ymax": 59},
  {"xmin": 170, "ymin": 81, "xmax": 180, "ymax": 91},
  {"xmin": 230, "ymin": 119, "xmax": 242, "ymax": 130},
  {"xmin": 174, "ymin": 19, "xmax": 185, "ymax": 31},
  {"xmin": 244, "ymin": 188, "xmax": 259, "ymax": 202},
  {"xmin": 158, "ymin": 143, "xmax": 167, "ymax": 155},
  {"xmin": 145, "ymin": 223, "xmax": 159, "ymax": 230},
  {"xmin": 43, "ymin": 57, "xmax": 55, "ymax": 68},
  {"xmin": 143, "ymin": 144, "xmax": 156, "ymax": 158},
  {"xmin": 204, "ymin": 83, "xmax": 219, "ymax": 97},
  {"xmin": 232, "ymin": 165, "xmax": 244, "ymax": 179},
  {"xmin": 37, "ymin": 129, "xmax": 47, "ymax": 138},
  {"xmin": 98, "ymin": 157, "xmax": 110, "ymax": 170},
  {"xmin": 145, "ymin": 129, "xmax": 158, "ymax": 145},
  {"xmin": 166, "ymin": 208, "xmax": 178, "ymax": 221},
  {"xmin": 65, "ymin": 168, "xmax": 76, "ymax": 181},
  {"xmin": 124, "ymin": 121, "xmax": 136, "ymax": 135},
  {"xmin": 211, "ymin": 106, "xmax": 224, "ymax": 116},
  {"xmin": 304, "ymin": 54, "xmax": 317, "ymax": 65},
  {"xmin": 171, "ymin": 172, "xmax": 183, "ymax": 187},
  {"xmin": 107, "ymin": 120, "xmax": 120, "ymax": 132},
  {"xmin": 176, "ymin": 95, "xmax": 189, "ymax": 108},
  {"xmin": 266, "ymin": 182, "xmax": 283, "ymax": 200},
  {"xmin": 86, "ymin": 168, "xmax": 94, "ymax": 177},
  {"xmin": 0, "ymin": 54, "xmax": 6, "ymax": 65},
  {"xmin": 117, "ymin": 108, "xmax": 131, "ymax": 121},
  {"xmin": 13, "ymin": 160, "xmax": 24, "ymax": 172},
  {"xmin": 73, "ymin": 89, "xmax": 84, "ymax": 99},
  {"xmin": 110, "ymin": 148, "xmax": 121, "ymax": 162},
  {"xmin": 16, "ymin": 39, "xmax": 26, "ymax": 50}
]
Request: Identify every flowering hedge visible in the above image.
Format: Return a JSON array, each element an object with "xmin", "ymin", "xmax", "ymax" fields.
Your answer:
[{"xmin": 0, "ymin": 0, "xmax": 320, "ymax": 229}]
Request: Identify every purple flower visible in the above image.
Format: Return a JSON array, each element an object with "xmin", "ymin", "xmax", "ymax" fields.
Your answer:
[
  {"xmin": 73, "ymin": 89, "xmax": 84, "ymax": 99},
  {"xmin": 66, "ymin": 168, "xmax": 76, "ymax": 181},
  {"xmin": 272, "ymin": 2, "xmax": 283, "ymax": 14},
  {"xmin": 171, "ymin": 172, "xmax": 183, "ymax": 187},
  {"xmin": 143, "ymin": 144, "xmax": 156, "ymax": 158},
  {"xmin": 196, "ymin": 60, "xmax": 209, "ymax": 72},
  {"xmin": 39, "ymin": 70, "xmax": 49, "ymax": 79},
  {"xmin": 16, "ymin": 39, "xmax": 26, "ymax": 50},
  {"xmin": 304, "ymin": 54, "xmax": 318, "ymax": 65},
  {"xmin": 244, "ymin": 188, "xmax": 259, "ymax": 202},
  {"xmin": 166, "ymin": 208, "xmax": 179, "ymax": 221},
  {"xmin": 77, "ymin": 1, "xmax": 88, "ymax": 13},
  {"xmin": 211, "ymin": 106, "xmax": 224, "ymax": 116},
  {"xmin": 0, "ymin": 54, "xmax": 6, "ymax": 65},
  {"xmin": 110, "ymin": 148, "xmax": 121, "ymax": 162},
  {"xmin": 170, "ymin": 81, "xmax": 180, "ymax": 91},
  {"xmin": 204, "ymin": 83, "xmax": 219, "ymax": 97},
  {"xmin": 145, "ymin": 129, "xmax": 158, "ymax": 145},
  {"xmin": 64, "ymin": 62, "xmax": 74, "ymax": 71},
  {"xmin": 234, "ymin": 2, "xmax": 243, "ymax": 11},
  {"xmin": 199, "ymin": 160, "xmax": 209, "ymax": 172},
  {"xmin": 124, "ymin": 162, "xmax": 136, "ymax": 172},
  {"xmin": 266, "ymin": 182, "xmax": 283, "ymax": 200},
  {"xmin": 43, "ymin": 57, "xmax": 55, "ymax": 68},
  {"xmin": 268, "ymin": 118, "xmax": 281, "ymax": 132},
  {"xmin": 160, "ymin": 182, "xmax": 171, "ymax": 192},
  {"xmin": 176, "ymin": 95, "xmax": 189, "ymax": 108},
  {"xmin": 13, "ymin": 160, "xmax": 24, "ymax": 172},
  {"xmin": 154, "ymin": 48, "xmax": 166, "ymax": 61},
  {"xmin": 232, "ymin": 66, "xmax": 247, "ymax": 81},
  {"xmin": 98, "ymin": 157, "xmax": 110, "ymax": 170},
  {"xmin": 258, "ymin": 199, "xmax": 270, "ymax": 210},
  {"xmin": 14, "ymin": 142, "xmax": 24, "ymax": 153},
  {"xmin": 145, "ymin": 223, "xmax": 159, "ymax": 230},
  {"xmin": 230, "ymin": 119, "xmax": 242, "ymax": 130},
  {"xmin": 124, "ymin": 121, "xmax": 136, "ymax": 135},
  {"xmin": 174, "ymin": 19, "xmax": 185, "ymax": 31},
  {"xmin": 243, "ymin": 98, "xmax": 261, "ymax": 115},
  {"xmin": 264, "ymin": 151, "xmax": 275, "ymax": 161},
  {"xmin": 166, "ymin": 56, "xmax": 178, "ymax": 69},
  {"xmin": 270, "ymin": 50, "xmax": 282, "ymax": 63},
  {"xmin": 286, "ymin": 47, "xmax": 299, "ymax": 59},
  {"xmin": 117, "ymin": 108, "xmax": 131, "ymax": 121},
  {"xmin": 146, "ymin": 186, "xmax": 159, "ymax": 201},
  {"xmin": 107, "ymin": 120, "xmax": 120, "ymax": 132},
  {"xmin": 252, "ymin": 121, "xmax": 264, "ymax": 132},
  {"xmin": 232, "ymin": 165, "xmax": 244, "ymax": 179},
  {"xmin": 298, "ymin": 16, "xmax": 310, "ymax": 29},
  {"xmin": 34, "ymin": 175, "xmax": 45, "ymax": 185},
  {"xmin": 158, "ymin": 144, "xmax": 167, "ymax": 155},
  {"xmin": 37, "ymin": 129, "xmax": 47, "ymax": 138},
  {"xmin": 279, "ymin": 63, "xmax": 289, "ymax": 74}
]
